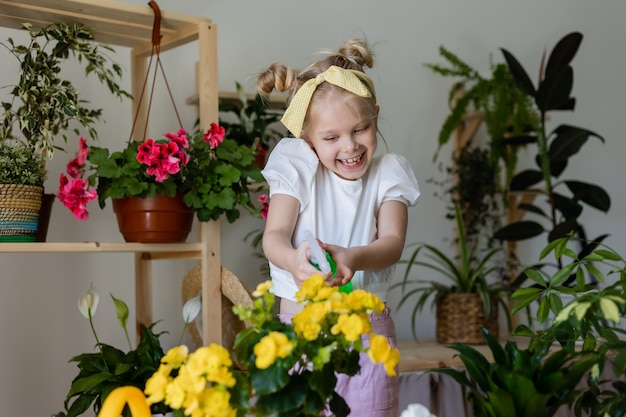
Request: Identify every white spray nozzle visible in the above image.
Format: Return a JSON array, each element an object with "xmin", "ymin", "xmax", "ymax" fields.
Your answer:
[{"xmin": 303, "ymin": 230, "xmax": 331, "ymax": 274}]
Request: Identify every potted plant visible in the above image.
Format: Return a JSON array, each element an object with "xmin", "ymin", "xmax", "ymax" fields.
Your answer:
[
  {"xmin": 218, "ymin": 81, "xmax": 284, "ymax": 168},
  {"xmin": 391, "ymin": 202, "xmax": 512, "ymax": 343},
  {"xmin": 0, "ymin": 140, "xmax": 48, "ymax": 241},
  {"xmin": 57, "ymin": 122, "xmax": 265, "ymax": 242},
  {"xmin": 0, "ymin": 22, "xmax": 130, "ymax": 239},
  {"xmin": 52, "ymin": 284, "xmax": 202, "ymax": 417}
]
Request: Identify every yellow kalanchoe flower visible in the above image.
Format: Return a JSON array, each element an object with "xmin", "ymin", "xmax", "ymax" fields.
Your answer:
[
  {"xmin": 254, "ymin": 331, "xmax": 294, "ymax": 369},
  {"xmin": 368, "ymin": 333, "xmax": 400, "ymax": 377},
  {"xmin": 293, "ymin": 301, "xmax": 331, "ymax": 340},
  {"xmin": 252, "ymin": 280, "xmax": 272, "ymax": 297},
  {"xmin": 331, "ymin": 313, "xmax": 371, "ymax": 342},
  {"xmin": 295, "ymin": 273, "xmax": 327, "ymax": 302}
]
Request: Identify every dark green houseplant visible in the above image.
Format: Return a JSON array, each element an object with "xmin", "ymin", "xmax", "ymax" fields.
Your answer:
[{"xmin": 494, "ymin": 31, "xmax": 611, "ymax": 278}]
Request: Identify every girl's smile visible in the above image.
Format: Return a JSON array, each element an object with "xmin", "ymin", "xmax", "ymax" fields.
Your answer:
[{"xmin": 305, "ymin": 94, "xmax": 379, "ymax": 181}]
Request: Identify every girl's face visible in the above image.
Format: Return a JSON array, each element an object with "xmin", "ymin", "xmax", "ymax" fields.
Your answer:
[{"xmin": 304, "ymin": 93, "xmax": 379, "ymax": 181}]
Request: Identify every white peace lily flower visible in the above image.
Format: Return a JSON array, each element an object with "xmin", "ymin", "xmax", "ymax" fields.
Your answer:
[
  {"xmin": 78, "ymin": 283, "xmax": 100, "ymax": 319},
  {"xmin": 400, "ymin": 403, "xmax": 437, "ymax": 417},
  {"xmin": 182, "ymin": 294, "xmax": 201, "ymax": 324}
]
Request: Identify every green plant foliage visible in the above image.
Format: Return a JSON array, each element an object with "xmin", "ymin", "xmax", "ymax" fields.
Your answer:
[
  {"xmin": 494, "ymin": 32, "xmax": 610, "ymax": 252},
  {"xmin": 219, "ymin": 81, "xmax": 284, "ymax": 149},
  {"xmin": 425, "ymin": 45, "xmax": 539, "ymax": 169},
  {"xmin": 1, "ymin": 22, "xmax": 130, "ymax": 157},
  {"xmin": 432, "ymin": 327, "xmax": 599, "ymax": 417},
  {"xmin": 0, "ymin": 140, "xmax": 46, "ymax": 185},
  {"xmin": 62, "ymin": 323, "xmax": 168, "ymax": 417}
]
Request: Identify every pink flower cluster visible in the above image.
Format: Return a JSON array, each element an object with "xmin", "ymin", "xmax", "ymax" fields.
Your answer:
[
  {"xmin": 137, "ymin": 128, "xmax": 190, "ymax": 182},
  {"xmin": 203, "ymin": 122, "xmax": 226, "ymax": 149},
  {"xmin": 57, "ymin": 137, "xmax": 97, "ymax": 220},
  {"xmin": 258, "ymin": 194, "xmax": 269, "ymax": 220}
]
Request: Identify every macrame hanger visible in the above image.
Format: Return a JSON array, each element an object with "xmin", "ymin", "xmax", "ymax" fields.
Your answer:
[{"xmin": 128, "ymin": 0, "xmax": 184, "ymax": 142}]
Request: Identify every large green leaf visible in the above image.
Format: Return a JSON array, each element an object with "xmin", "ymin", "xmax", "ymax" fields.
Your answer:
[
  {"xmin": 545, "ymin": 32, "xmax": 583, "ymax": 76},
  {"xmin": 565, "ymin": 180, "xmax": 611, "ymax": 212},
  {"xmin": 494, "ymin": 221, "xmax": 544, "ymax": 241},
  {"xmin": 501, "ymin": 48, "xmax": 536, "ymax": 97},
  {"xmin": 536, "ymin": 66, "xmax": 574, "ymax": 112}
]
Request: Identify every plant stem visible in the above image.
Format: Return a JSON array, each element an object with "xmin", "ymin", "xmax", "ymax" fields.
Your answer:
[
  {"xmin": 123, "ymin": 325, "xmax": 132, "ymax": 351},
  {"xmin": 89, "ymin": 309, "xmax": 110, "ymax": 372}
]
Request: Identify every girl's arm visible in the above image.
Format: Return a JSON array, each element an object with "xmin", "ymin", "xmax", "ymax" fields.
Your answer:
[
  {"xmin": 262, "ymin": 194, "xmax": 328, "ymax": 287},
  {"xmin": 322, "ymin": 200, "xmax": 408, "ymax": 286}
]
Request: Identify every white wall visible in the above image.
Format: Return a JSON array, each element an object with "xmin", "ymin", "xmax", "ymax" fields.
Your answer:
[{"xmin": 2, "ymin": 1, "xmax": 626, "ymax": 415}]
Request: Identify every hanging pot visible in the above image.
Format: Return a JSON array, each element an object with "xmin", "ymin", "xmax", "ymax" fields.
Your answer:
[
  {"xmin": 112, "ymin": 193, "xmax": 194, "ymax": 243},
  {"xmin": 0, "ymin": 183, "xmax": 43, "ymax": 242}
]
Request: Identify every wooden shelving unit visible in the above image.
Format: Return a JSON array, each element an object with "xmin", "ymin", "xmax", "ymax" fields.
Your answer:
[{"xmin": 0, "ymin": 0, "xmax": 226, "ymax": 345}]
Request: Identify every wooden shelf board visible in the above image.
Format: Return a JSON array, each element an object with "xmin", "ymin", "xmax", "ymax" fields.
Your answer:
[
  {"xmin": 0, "ymin": 241, "xmax": 203, "ymax": 256},
  {"xmin": 0, "ymin": 0, "xmax": 212, "ymax": 49}
]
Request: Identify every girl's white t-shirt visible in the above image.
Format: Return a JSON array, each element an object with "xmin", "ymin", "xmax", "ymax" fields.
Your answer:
[{"xmin": 261, "ymin": 138, "xmax": 420, "ymax": 302}]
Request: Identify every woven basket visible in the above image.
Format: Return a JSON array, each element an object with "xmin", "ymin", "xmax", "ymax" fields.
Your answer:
[
  {"xmin": 0, "ymin": 184, "xmax": 43, "ymax": 242},
  {"xmin": 436, "ymin": 292, "xmax": 499, "ymax": 345},
  {"xmin": 182, "ymin": 264, "xmax": 254, "ymax": 350}
]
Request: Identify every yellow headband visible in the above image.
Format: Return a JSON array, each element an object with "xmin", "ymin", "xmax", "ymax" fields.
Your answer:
[{"xmin": 280, "ymin": 65, "xmax": 376, "ymax": 138}]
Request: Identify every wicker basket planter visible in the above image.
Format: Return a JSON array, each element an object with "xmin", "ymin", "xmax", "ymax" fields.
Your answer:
[
  {"xmin": 0, "ymin": 183, "xmax": 44, "ymax": 242},
  {"xmin": 436, "ymin": 292, "xmax": 499, "ymax": 345}
]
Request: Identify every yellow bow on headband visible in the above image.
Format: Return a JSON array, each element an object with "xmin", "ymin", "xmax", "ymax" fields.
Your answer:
[{"xmin": 280, "ymin": 65, "xmax": 376, "ymax": 138}]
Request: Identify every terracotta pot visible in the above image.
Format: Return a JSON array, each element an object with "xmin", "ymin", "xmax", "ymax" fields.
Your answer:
[{"xmin": 112, "ymin": 194, "xmax": 194, "ymax": 243}]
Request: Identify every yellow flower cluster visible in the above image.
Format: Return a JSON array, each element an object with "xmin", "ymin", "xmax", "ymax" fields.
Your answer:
[
  {"xmin": 144, "ymin": 344, "xmax": 237, "ymax": 417},
  {"xmin": 254, "ymin": 331, "xmax": 294, "ymax": 369},
  {"xmin": 266, "ymin": 273, "xmax": 400, "ymax": 376}
]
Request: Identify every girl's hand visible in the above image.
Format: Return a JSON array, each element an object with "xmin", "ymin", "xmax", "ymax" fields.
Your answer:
[
  {"xmin": 321, "ymin": 242, "xmax": 355, "ymax": 287},
  {"xmin": 290, "ymin": 240, "xmax": 332, "ymax": 287}
]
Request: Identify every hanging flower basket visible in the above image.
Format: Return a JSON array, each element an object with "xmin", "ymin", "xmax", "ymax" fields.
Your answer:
[{"xmin": 112, "ymin": 193, "xmax": 194, "ymax": 243}]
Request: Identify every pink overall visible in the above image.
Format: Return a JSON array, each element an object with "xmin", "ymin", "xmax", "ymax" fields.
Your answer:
[{"xmin": 279, "ymin": 307, "xmax": 399, "ymax": 417}]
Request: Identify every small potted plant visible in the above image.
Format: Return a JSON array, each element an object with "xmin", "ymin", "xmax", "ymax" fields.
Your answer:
[
  {"xmin": 218, "ymin": 81, "xmax": 284, "ymax": 168},
  {"xmin": 391, "ymin": 202, "xmax": 512, "ymax": 343},
  {"xmin": 57, "ymin": 122, "xmax": 265, "ymax": 242},
  {"xmin": 0, "ymin": 22, "xmax": 130, "ymax": 240}
]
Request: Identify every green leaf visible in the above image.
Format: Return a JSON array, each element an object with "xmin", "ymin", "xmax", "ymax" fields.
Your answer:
[
  {"xmin": 250, "ymin": 362, "xmax": 290, "ymax": 395},
  {"xmin": 495, "ymin": 221, "xmax": 544, "ymax": 241}
]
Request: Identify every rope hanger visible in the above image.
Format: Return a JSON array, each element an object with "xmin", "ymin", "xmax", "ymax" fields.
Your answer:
[{"xmin": 128, "ymin": 0, "xmax": 184, "ymax": 142}]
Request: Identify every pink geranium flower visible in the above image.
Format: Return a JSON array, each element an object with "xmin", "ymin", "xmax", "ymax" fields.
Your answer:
[
  {"xmin": 203, "ymin": 122, "xmax": 225, "ymax": 149},
  {"xmin": 57, "ymin": 173, "xmax": 98, "ymax": 220}
]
